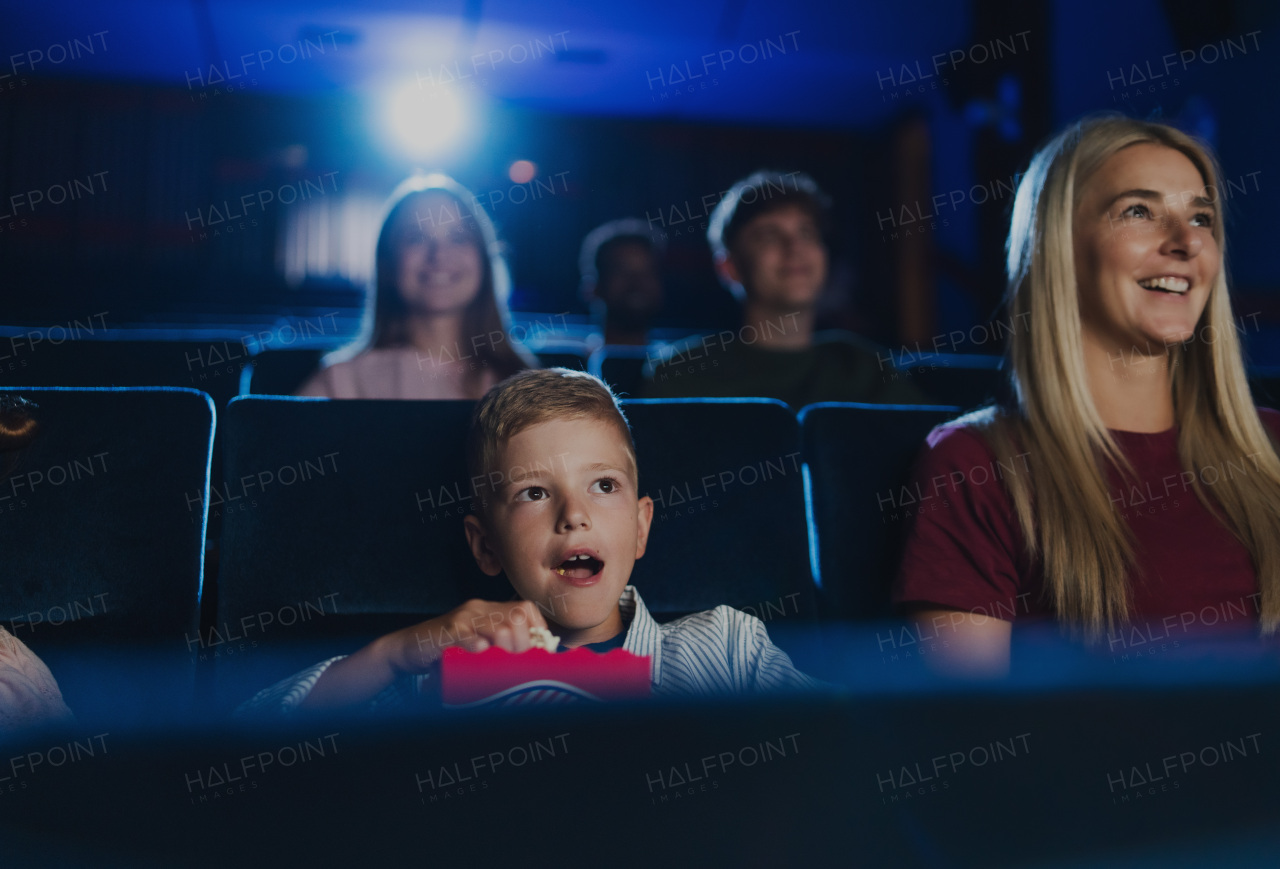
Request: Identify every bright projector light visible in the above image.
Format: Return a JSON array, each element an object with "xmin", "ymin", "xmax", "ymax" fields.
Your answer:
[{"xmin": 385, "ymin": 81, "xmax": 468, "ymax": 159}]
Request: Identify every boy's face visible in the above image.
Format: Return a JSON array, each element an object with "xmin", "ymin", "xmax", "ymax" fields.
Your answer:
[
  {"xmin": 463, "ymin": 418, "xmax": 653, "ymax": 647},
  {"xmin": 723, "ymin": 203, "xmax": 827, "ymax": 311}
]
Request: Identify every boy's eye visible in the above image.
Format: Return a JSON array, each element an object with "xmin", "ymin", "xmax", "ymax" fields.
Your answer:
[
  {"xmin": 590, "ymin": 477, "xmax": 620, "ymax": 494},
  {"xmin": 515, "ymin": 486, "xmax": 548, "ymax": 502}
]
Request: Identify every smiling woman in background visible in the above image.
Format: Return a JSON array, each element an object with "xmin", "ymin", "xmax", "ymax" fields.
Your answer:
[
  {"xmin": 893, "ymin": 115, "xmax": 1280, "ymax": 673},
  {"xmin": 297, "ymin": 174, "xmax": 535, "ymax": 400}
]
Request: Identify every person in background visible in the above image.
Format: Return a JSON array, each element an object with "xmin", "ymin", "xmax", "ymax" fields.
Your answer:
[
  {"xmin": 579, "ymin": 218, "xmax": 666, "ymax": 347},
  {"xmin": 894, "ymin": 115, "xmax": 1280, "ymax": 674},
  {"xmin": 296, "ymin": 174, "xmax": 536, "ymax": 400},
  {"xmin": 0, "ymin": 396, "xmax": 75, "ymax": 733},
  {"xmin": 643, "ymin": 169, "xmax": 929, "ymax": 408}
]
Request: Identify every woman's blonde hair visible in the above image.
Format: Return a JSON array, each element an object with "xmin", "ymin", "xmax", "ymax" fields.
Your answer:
[{"xmin": 974, "ymin": 113, "xmax": 1280, "ymax": 638}]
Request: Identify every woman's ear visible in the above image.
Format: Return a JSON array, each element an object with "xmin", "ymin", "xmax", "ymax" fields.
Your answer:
[{"xmin": 463, "ymin": 514, "xmax": 504, "ymax": 576}]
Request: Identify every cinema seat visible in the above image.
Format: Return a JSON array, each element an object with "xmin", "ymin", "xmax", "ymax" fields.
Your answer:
[
  {"xmin": 1, "ymin": 338, "xmax": 248, "ymax": 407},
  {"xmin": 214, "ymin": 396, "xmax": 821, "ymax": 705},
  {"xmin": 799, "ymin": 402, "xmax": 960, "ymax": 621},
  {"xmin": 897, "ymin": 353, "xmax": 1004, "ymax": 411},
  {"xmin": 591, "ymin": 345, "xmax": 650, "ymax": 398},
  {"xmin": 241, "ymin": 348, "xmax": 328, "ymax": 395},
  {"xmin": 0, "ymin": 387, "xmax": 213, "ymax": 722},
  {"xmin": 1249, "ymin": 366, "xmax": 1280, "ymax": 409},
  {"xmin": 213, "ymin": 396, "xmax": 505, "ymax": 708},
  {"xmin": 532, "ymin": 340, "xmax": 590, "ymax": 371},
  {"xmin": 620, "ymin": 399, "xmax": 817, "ymax": 625}
]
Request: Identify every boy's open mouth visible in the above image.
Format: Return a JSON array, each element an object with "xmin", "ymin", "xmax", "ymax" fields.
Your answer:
[{"xmin": 555, "ymin": 552, "xmax": 604, "ymax": 580}]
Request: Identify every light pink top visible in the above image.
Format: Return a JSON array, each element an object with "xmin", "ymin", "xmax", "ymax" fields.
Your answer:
[{"xmin": 294, "ymin": 347, "xmax": 501, "ymax": 400}]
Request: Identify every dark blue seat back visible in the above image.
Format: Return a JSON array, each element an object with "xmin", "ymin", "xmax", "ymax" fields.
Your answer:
[
  {"xmin": 527, "ymin": 338, "xmax": 589, "ymax": 372},
  {"xmin": 0, "ymin": 387, "xmax": 213, "ymax": 721},
  {"xmin": 799, "ymin": 402, "xmax": 959, "ymax": 621},
  {"xmin": 535, "ymin": 351, "xmax": 589, "ymax": 371},
  {"xmin": 622, "ymin": 399, "xmax": 816, "ymax": 623},
  {"xmin": 243, "ymin": 348, "xmax": 328, "ymax": 395},
  {"xmin": 215, "ymin": 396, "xmax": 820, "ymax": 704},
  {"xmin": 213, "ymin": 397, "xmax": 505, "ymax": 706},
  {"xmin": 898, "ymin": 354, "xmax": 1004, "ymax": 411},
  {"xmin": 592, "ymin": 345, "xmax": 650, "ymax": 398},
  {"xmin": 0, "ymin": 338, "xmax": 248, "ymax": 407},
  {"xmin": 1250, "ymin": 367, "xmax": 1280, "ymax": 408}
]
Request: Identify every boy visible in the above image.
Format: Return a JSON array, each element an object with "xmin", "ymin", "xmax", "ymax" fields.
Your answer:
[
  {"xmin": 644, "ymin": 170, "xmax": 929, "ymax": 408},
  {"xmin": 242, "ymin": 368, "xmax": 818, "ymax": 713}
]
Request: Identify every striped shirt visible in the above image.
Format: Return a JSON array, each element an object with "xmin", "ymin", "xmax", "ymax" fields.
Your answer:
[{"xmin": 238, "ymin": 586, "xmax": 822, "ymax": 715}]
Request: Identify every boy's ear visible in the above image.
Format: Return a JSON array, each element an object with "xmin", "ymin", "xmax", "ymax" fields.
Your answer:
[
  {"xmin": 463, "ymin": 514, "xmax": 504, "ymax": 577},
  {"xmin": 634, "ymin": 496, "xmax": 655, "ymax": 560}
]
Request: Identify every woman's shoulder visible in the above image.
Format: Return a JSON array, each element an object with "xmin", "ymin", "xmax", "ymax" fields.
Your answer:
[
  {"xmin": 910, "ymin": 409, "xmax": 1036, "ymax": 496},
  {"xmin": 921, "ymin": 407, "xmax": 1006, "ymax": 459},
  {"xmin": 294, "ymin": 365, "xmax": 336, "ymax": 398}
]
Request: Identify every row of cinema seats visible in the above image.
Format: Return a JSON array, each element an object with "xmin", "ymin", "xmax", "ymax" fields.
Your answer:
[
  {"xmin": 5, "ymin": 391, "xmax": 1280, "ymax": 866},
  {"xmin": 9, "ymin": 324, "xmax": 1280, "ymax": 409},
  {"xmin": 243, "ymin": 343, "xmax": 646, "ymax": 397},
  {"xmin": 0, "ymin": 386, "xmax": 958, "ymax": 719},
  {"xmin": 0, "ymin": 330, "xmax": 1014, "ymax": 410},
  {"xmin": 17, "ymin": 330, "xmax": 1280, "ymax": 412},
  {"xmin": 242, "ymin": 343, "xmax": 1014, "ymax": 408}
]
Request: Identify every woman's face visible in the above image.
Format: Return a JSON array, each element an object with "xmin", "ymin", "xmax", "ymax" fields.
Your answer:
[
  {"xmin": 390, "ymin": 191, "xmax": 485, "ymax": 315},
  {"xmin": 1073, "ymin": 143, "xmax": 1219, "ymax": 356}
]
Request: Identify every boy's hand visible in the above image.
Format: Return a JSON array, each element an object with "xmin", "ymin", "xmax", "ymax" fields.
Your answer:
[
  {"xmin": 298, "ymin": 600, "xmax": 550, "ymax": 711},
  {"xmin": 383, "ymin": 600, "xmax": 550, "ymax": 675}
]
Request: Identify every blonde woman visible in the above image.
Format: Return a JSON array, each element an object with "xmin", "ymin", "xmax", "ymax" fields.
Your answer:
[
  {"xmin": 893, "ymin": 115, "xmax": 1280, "ymax": 672},
  {"xmin": 297, "ymin": 174, "xmax": 536, "ymax": 400}
]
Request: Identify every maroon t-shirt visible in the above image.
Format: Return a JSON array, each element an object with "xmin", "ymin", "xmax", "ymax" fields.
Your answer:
[{"xmin": 893, "ymin": 408, "xmax": 1280, "ymax": 643}]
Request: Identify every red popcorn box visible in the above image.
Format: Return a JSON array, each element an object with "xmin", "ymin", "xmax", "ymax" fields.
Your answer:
[{"xmin": 440, "ymin": 647, "xmax": 651, "ymax": 707}]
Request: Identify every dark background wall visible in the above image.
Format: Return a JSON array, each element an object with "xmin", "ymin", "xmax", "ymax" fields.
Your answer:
[{"xmin": 2, "ymin": 0, "xmax": 1278, "ymax": 359}]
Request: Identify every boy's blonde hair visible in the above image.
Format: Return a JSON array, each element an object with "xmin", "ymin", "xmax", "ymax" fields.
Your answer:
[{"xmin": 466, "ymin": 368, "xmax": 639, "ymax": 505}]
